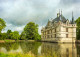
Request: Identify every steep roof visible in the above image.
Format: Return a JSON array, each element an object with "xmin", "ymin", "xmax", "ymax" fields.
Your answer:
[
  {"xmin": 52, "ymin": 14, "xmax": 67, "ymax": 23},
  {"xmin": 45, "ymin": 11, "xmax": 75, "ymax": 29}
]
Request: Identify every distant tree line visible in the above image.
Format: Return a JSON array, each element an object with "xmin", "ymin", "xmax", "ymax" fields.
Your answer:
[{"xmin": 0, "ymin": 18, "xmax": 41, "ymax": 40}]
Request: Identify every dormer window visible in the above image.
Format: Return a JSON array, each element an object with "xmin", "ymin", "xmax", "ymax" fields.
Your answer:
[
  {"xmin": 66, "ymin": 20, "xmax": 69, "ymax": 25},
  {"xmin": 67, "ymin": 22, "xmax": 68, "ymax": 25}
]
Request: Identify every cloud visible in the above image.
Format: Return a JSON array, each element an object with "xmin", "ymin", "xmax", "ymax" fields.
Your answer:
[
  {"xmin": 14, "ymin": 26, "xmax": 25, "ymax": 33},
  {"xmin": 2, "ymin": 23, "xmax": 25, "ymax": 34},
  {"xmin": 0, "ymin": 0, "xmax": 60, "ymax": 25},
  {"xmin": 0, "ymin": 0, "xmax": 80, "ymax": 34}
]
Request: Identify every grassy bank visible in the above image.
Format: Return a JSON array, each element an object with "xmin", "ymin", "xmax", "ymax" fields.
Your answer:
[
  {"xmin": 0, "ymin": 53, "xmax": 35, "ymax": 57},
  {"xmin": 0, "ymin": 40, "xmax": 25, "ymax": 43},
  {"xmin": 0, "ymin": 40, "xmax": 15, "ymax": 43},
  {"xmin": 0, "ymin": 52, "xmax": 58, "ymax": 57},
  {"xmin": 0, "ymin": 40, "xmax": 37, "ymax": 43},
  {"xmin": 4, "ymin": 40, "xmax": 15, "ymax": 42}
]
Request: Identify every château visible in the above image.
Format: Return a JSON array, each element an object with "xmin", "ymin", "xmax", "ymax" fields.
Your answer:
[{"xmin": 41, "ymin": 10, "xmax": 76, "ymax": 43}]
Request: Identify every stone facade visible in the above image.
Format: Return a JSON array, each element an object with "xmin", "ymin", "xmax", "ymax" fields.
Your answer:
[{"xmin": 41, "ymin": 11, "xmax": 76, "ymax": 43}]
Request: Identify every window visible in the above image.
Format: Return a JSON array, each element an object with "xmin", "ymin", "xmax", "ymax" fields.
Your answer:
[
  {"xmin": 43, "ymin": 36, "xmax": 44, "ymax": 38},
  {"xmin": 51, "ymin": 35, "xmax": 52, "ymax": 38},
  {"xmin": 66, "ymin": 34, "xmax": 68, "ymax": 38},
  {"xmin": 47, "ymin": 35, "xmax": 49, "ymax": 38},
  {"xmin": 66, "ymin": 28, "xmax": 68, "ymax": 32},
  {"xmin": 51, "ymin": 30, "xmax": 52, "ymax": 33},
  {"xmin": 45, "ymin": 36, "xmax": 46, "ymax": 38},
  {"xmin": 55, "ymin": 34, "xmax": 56, "ymax": 38},
  {"xmin": 43, "ymin": 32, "xmax": 44, "ymax": 35},
  {"xmin": 55, "ymin": 29, "xmax": 56, "ymax": 32},
  {"xmin": 66, "ymin": 48, "xmax": 69, "ymax": 57},
  {"xmin": 45, "ymin": 32, "xmax": 46, "ymax": 35},
  {"xmin": 47, "ymin": 30, "xmax": 49, "ymax": 34}
]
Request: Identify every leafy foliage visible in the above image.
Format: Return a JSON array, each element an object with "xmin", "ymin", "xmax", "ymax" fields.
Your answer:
[
  {"xmin": 10, "ymin": 31, "xmax": 20, "ymax": 40},
  {"xmin": 75, "ymin": 17, "xmax": 80, "ymax": 40},
  {"xmin": 0, "ymin": 33, "xmax": 7, "ymax": 40},
  {"xmin": 0, "ymin": 18, "xmax": 6, "ymax": 33},
  {"xmin": 21, "ymin": 22, "xmax": 41, "ymax": 40},
  {"xmin": 7, "ymin": 29, "xmax": 12, "ymax": 39},
  {"xmin": 7, "ymin": 29, "xmax": 12, "ymax": 34},
  {"xmin": 20, "ymin": 31, "xmax": 26, "ymax": 40}
]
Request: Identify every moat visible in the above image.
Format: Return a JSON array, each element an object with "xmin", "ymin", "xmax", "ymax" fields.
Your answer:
[{"xmin": 0, "ymin": 41, "xmax": 80, "ymax": 57}]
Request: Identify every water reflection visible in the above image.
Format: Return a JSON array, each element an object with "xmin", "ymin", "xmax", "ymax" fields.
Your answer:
[
  {"xmin": 41, "ymin": 42, "xmax": 78, "ymax": 57},
  {"xmin": 0, "ymin": 41, "xmax": 80, "ymax": 57},
  {"xmin": 0, "ymin": 42, "xmax": 22, "ymax": 53}
]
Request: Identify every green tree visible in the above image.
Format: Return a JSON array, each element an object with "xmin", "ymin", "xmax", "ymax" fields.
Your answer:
[
  {"xmin": 0, "ymin": 33, "xmax": 7, "ymax": 40},
  {"xmin": 7, "ymin": 29, "xmax": 12, "ymax": 39},
  {"xmin": 37, "ymin": 35, "xmax": 41, "ymax": 41},
  {"xmin": 75, "ymin": 17, "xmax": 80, "ymax": 40},
  {"xmin": 23, "ymin": 22, "xmax": 41, "ymax": 40},
  {"xmin": 20, "ymin": 31, "xmax": 26, "ymax": 40},
  {"xmin": 10, "ymin": 31, "xmax": 20, "ymax": 40},
  {"xmin": 7, "ymin": 30, "xmax": 12, "ymax": 34},
  {"xmin": 0, "ymin": 18, "xmax": 6, "ymax": 33}
]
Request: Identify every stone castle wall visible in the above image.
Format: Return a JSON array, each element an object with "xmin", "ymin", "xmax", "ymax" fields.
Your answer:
[{"xmin": 41, "ymin": 21, "xmax": 76, "ymax": 43}]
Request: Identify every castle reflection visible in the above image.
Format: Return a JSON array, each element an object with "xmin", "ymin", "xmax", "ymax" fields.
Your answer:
[{"xmin": 41, "ymin": 42, "xmax": 77, "ymax": 57}]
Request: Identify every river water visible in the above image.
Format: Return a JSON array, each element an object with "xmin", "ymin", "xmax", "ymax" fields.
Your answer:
[{"xmin": 0, "ymin": 41, "xmax": 80, "ymax": 57}]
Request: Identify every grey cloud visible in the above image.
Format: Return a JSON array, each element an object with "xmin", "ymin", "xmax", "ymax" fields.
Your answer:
[
  {"xmin": 60, "ymin": 0, "xmax": 80, "ymax": 6},
  {"xmin": 0, "ymin": 0, "xmax": 80, "ymax": 34},
  {"xmin": 0, "ymin": 0, "xmax": 60, "ymax": 23}
]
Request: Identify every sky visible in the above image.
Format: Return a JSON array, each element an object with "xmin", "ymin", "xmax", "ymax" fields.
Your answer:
[{"xmin": 0, "ymin": 0, "xmax": 80, "ymax": 34}]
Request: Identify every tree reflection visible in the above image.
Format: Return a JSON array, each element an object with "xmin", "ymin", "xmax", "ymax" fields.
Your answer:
[
  {"xmin": 0, "ymin": 42, "xmax": 19, "ymax": 52},
  {"xmin": 20, "ymin": 41, "xmax": 41, "ymax": 56},
  {"xmin": 76, "ymin": 44, "xmax": 80, "ymax": 57}
]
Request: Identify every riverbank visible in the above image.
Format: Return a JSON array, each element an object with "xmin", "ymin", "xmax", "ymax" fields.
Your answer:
[
  {"xmin": 0, "ymin": 39, "xmax": 37, "ymax": 43},
  {"xmin": 41, "ymin": 40, "xmax": 80, "ymax": 44},
  {"xmin": 0, "ymin": 39, "xmax": 80, "ymax": 43},
  {"xmin": 0, "ymin": 39, "xmax": 25, "ymax": 43}
]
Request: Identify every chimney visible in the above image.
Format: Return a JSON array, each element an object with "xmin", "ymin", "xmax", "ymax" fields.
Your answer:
[{"xmin": 72, "ymin": 11, "xmax": 74, "ymax": 24}]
